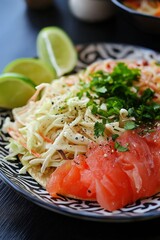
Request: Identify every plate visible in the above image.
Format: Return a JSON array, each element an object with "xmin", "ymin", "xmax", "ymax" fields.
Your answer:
[{"xmin": 1, "ymin": 43, "xmax": 160, "ymax": 222}]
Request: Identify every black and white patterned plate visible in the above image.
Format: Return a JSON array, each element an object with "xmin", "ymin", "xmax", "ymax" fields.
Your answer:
[{"xmin": 1, "ymin": 43, "xmax": 160, "ymax": 222}]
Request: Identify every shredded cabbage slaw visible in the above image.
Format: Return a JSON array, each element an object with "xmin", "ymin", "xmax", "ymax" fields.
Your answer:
[{"xmin": 3, "ymin": 59, "xmax": 160, "ymax": 175}]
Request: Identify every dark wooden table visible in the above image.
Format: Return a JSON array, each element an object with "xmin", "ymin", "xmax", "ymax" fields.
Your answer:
[{"xmin": 1, "ymin": 0, "xmax": 160, "ymax": 239}]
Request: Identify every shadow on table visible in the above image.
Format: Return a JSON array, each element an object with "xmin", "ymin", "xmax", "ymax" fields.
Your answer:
[{"xmin": 1, "ymin": 182, "xmax": 160, "ymax": 240}]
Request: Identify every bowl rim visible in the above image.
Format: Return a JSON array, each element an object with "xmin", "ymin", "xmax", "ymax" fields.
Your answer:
[{"xmin": 111, "ymin": 0, "xmax": 160, "ymax": 20}]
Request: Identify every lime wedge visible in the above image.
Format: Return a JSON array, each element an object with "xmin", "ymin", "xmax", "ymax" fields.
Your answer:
[
  {"xmin": 3, "ymin": 58, "xmax": 56, "ymax": 85},
  {"xmin": 37, "ymin": 27, "xmax": 77, "ymax": 77},
  {"xmin": 0, "ymin": 73, "xmax": 36, "ymax": 109}
]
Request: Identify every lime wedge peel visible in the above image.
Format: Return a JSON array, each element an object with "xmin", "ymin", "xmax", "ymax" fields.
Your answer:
[
  {"xmin": 37, "ymin": 27, "xmax": 77, "ymax": 77},
  {"xmin": 3, "ymin": 58, "xmax": 56, "ymax": 85},
  {"xmin": 0, "ymin": 26, "xmax": 77, "ymax": 109},
  {"xmin": 0, "ymin": 73, "xmax": 36, "ymax": 109}
]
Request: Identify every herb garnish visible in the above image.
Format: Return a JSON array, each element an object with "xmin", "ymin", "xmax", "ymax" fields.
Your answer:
[
  {"xmin": 124, "ymin": 121, "xmax": 137, "ymax": 130},
  {"xmin": 112, "ymin": 134, "xmax": 119, "ymax": 141},
  {"xmin": 94, "ymin": 122, "xmax": 105, "ymax": 137},
  {"xmin": 77, "ymin": 62, "xmax": 160, "ymax": 137},
  {"xmin": 115, "ymin": 141, "xmax": 129, "ymax": 152}
]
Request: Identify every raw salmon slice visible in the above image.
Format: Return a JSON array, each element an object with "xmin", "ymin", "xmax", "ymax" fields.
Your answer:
[
  {"xmin": 86, "ymin": 142, "xmax": 134, "ymax": 210},
  {"xmin": 46, "ymin": 154, "xmax": 96, "ymax": 200},
  {"xmin": 46, "ymin": 127, "xmax": 160, "ymax": 211}
]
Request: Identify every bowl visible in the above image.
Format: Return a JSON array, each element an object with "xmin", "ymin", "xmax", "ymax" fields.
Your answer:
[
  {"xmin": 111, "ymin": 0, "xmax": 160, "ymax": 35},
  {"xmin": 69, "ymin": 0, "xmax": 115, "ymax": 22}
]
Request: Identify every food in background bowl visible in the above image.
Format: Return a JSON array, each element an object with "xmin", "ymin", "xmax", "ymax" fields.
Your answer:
[
  {"xmin": 122, "ymin": 0, "xmax": 160, "ymax": 17},
  {"xmin": 111, "ymin": 0, "xmax": 160, "ymax": 35}
]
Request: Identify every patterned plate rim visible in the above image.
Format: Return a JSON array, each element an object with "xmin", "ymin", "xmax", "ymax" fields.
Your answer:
[
  {"xmin": 1, "ymin": 169, "xmax": 160, "ymax": 223},
  {"xmin": 1, "ymin": 42, "xmax": 160, "ymax": 222}
]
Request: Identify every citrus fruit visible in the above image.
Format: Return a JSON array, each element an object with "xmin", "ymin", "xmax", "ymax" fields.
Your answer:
[
  {"xmin": 0, "ymin": 73, "xmax": 36, "ymax": 109},
  {"xmin": 3, "ymin": 58, "xmax": 56, "ymax": 85},
  {"xmin": 37, "ymin": 26, "xmax": 77, "ymax": 77}
]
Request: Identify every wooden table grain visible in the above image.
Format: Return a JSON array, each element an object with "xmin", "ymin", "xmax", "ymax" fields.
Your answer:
[{"xmin": 1, "ymin": 1, "xmax": 160, "ymax": 239}]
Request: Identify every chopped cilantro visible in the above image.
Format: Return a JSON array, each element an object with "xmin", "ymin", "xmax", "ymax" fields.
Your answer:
[
  {"xmin": 112, "ymin": 134, "xmax": 119, "ymax": 141},
  {"xmin": 111, "ymin": 62, "xmax": 140, "ymax": 83},
  {"xmin": 77, "ymin": 62, "xmax": 160, "ymax": 137},
  {"xmin": 124, "ymin": 121, "xmax": 137, "ymax": 130},
  {"xmin": 106, "ymin": 97, "xmax": 124, "ymax": 117},
  {"xmin": 94, "ymin": 122, "xmax": 105, "ymax": 137},
  {"xmin": 141, "ymin": 88, "xmax": 154, "ymax": 103},
  {"xmin": 115, "ymin": 141, "xmax": 129, "ymax": 152}
]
